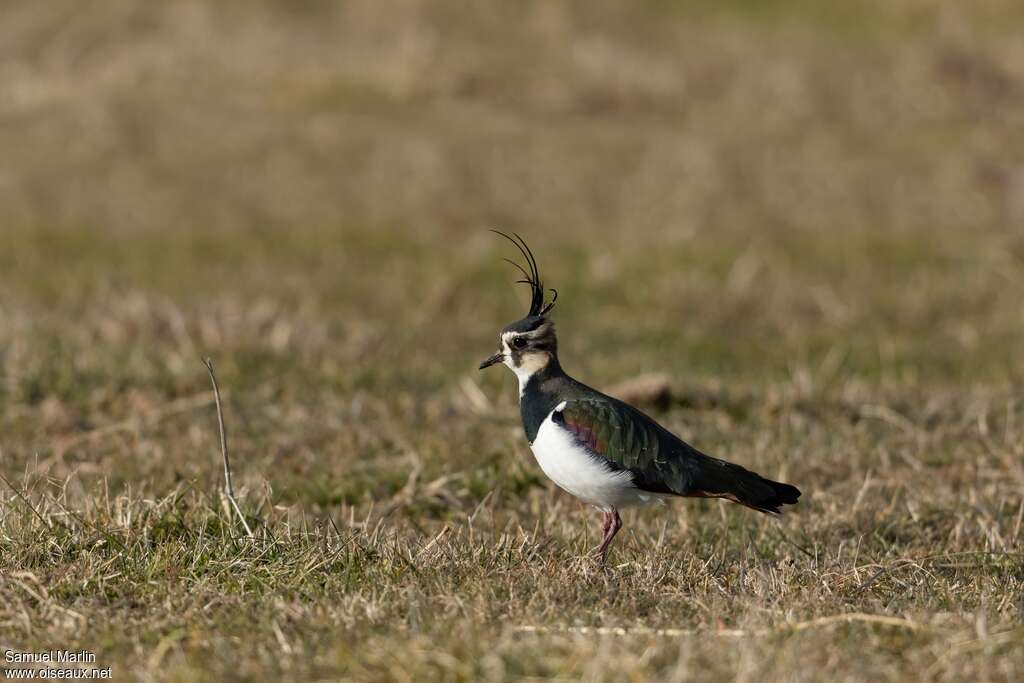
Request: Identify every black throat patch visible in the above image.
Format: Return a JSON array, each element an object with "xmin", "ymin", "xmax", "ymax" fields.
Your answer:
[{"xmin": 518, "ymin": 361, "xmax": 569, "ymax": 443}]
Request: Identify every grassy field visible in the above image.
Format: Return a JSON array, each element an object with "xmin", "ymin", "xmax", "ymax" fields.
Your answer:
[{"xmin": 2, "ymin": 1, "xmax": 1024, "ymax": 681}]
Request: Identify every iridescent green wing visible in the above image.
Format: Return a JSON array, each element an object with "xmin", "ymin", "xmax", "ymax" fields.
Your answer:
[{"xmin": 552, "ymin": 397, "xmax": 702, "ymax": 495}]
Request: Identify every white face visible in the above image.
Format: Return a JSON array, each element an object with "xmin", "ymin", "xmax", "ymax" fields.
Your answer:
[
  {"xmin": 499, "ymin": 331, "xmax": 551, "ymax": 391},
  {"xmin": 498, "ymin": 332, "xmax": 516, "ymax": 366},
  {"xmin": 480, "ymin": 317, "xmax": 557, "ymax": 394}
]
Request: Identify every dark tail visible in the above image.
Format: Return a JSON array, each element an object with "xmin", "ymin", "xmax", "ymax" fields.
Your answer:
[{"xmin": 690, "ymin": 456, "xmax": 801, "ymax": 514}]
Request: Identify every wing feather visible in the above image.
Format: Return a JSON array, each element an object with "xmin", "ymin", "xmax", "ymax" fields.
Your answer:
[
  {"xmin": 551, "ymin": 395, "xmax": 801, "ymax": 512},
  {"xmin": 553, "ymin": 397, "xmax": 698, "ymax": 495}
]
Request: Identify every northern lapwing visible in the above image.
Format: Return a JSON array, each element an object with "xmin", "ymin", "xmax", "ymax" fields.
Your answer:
[{"xmin": 479, "ymin": 232, "xmax": 801, "ymax": 563}]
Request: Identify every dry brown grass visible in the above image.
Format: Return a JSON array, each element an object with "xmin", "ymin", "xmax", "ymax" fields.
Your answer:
[{"xmin": 2, "ymin": 1, "xmax": 1024, "ymax": 681}]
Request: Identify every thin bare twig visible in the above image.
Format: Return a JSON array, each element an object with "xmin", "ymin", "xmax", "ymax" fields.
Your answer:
[
  {"xmin": 203, "ymin": 358, "xmax": 254, "ymax": 539},
  {"xmin": 203, "ymin": 358, "xmax": 235, "ymax": 497}
]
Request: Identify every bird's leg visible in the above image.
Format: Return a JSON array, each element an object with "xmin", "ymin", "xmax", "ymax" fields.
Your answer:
[
  {"xmin": 595, "ymin": 509, "xmax": 622, "ymax": 564},
  {"xmin": 592, "ymin": 510, "xmax": 611, "ymax": 560}
]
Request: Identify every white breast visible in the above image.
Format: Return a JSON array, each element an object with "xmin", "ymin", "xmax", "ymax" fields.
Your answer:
[{"xmin": 530, "ymin": 402, "xmax": 659, "ymax": 511}]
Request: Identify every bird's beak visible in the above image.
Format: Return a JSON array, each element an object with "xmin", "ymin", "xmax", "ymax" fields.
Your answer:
[{"xmin": 478, "ymin": 352, "xmax": 504, "ymax": 370}]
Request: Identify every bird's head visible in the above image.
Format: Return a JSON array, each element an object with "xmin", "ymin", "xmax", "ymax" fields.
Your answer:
[{"xmin": 479, "ymin": 231, "xmax": 559, "ymax": 381}]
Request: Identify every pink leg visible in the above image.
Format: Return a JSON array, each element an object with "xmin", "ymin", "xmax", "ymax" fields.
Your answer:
[
  {"xmin": 595, "ymin": 509, "xmax": 622, "ymax": 564},
  {"xmin": 593, "ymin": 511, "xmax": 611, "ymax": 560}
]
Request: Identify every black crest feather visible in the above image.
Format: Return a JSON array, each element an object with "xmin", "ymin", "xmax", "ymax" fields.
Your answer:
[{"xmin": 491, "ymin": 230, "xmax": 557, "ymax": 317}]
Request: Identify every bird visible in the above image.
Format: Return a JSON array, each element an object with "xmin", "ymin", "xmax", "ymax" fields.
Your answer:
[{"xmin": 479, "ymin": 231, "xmax": 801, "ymax": 563}]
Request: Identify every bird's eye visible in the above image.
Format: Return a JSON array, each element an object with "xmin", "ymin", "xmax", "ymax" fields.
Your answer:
[{"xmin": 512, "ymin": 337, "xmax": 527, "ymax": 349}]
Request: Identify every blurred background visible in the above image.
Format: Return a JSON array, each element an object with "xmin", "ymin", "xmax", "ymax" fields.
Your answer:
[
  {"xmin": 2, "ymin": 0, "xmax": 1023, "ymax": 490},
  {"xmin": 3, "ymin": 2, "xmax": 1024, "ymax": 679}
]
